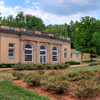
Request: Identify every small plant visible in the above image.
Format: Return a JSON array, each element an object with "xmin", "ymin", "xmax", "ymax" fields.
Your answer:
[
  {"xmin": 12, "ymin": 72, "xmax": 23, "ymax": 80},
  {"xmin": 89, "ymin": 62, "xmax": 100, "ymax": 66},
  {"xmin": 24, "ymin": 72, "xmax": 41, "ymax": 86},
  {"xmin": 44, "ymin": 80, "xmax": 69, "ymax": 94},
  {"xmin": 37, "ymin": 70, "xmax": 45, "ymax": 75},
  {"xmin": 70, "ymin": 79, "xmax": 100, "ymax": 98}
]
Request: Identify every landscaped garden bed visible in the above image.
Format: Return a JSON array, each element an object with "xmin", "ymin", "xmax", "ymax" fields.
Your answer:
[
  {"xmin": 1, "ymin": 65, "xmax": 100, "ymax": 100},
  {"xmin": 12, "ymin": 68, "xmax": 100, "ymax": 100}
]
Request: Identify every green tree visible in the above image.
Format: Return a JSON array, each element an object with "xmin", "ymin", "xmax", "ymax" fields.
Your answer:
[
  {"xmin": 72, "ymin": 16, "xmax": 100, "ymax": 61},
  {"xmin": 92, "ymin": 32, "xmax": 100, "ymax": 55},
  {"xmin": 0, "ymin": 12, "xmax": 45, "ymax": 31}
]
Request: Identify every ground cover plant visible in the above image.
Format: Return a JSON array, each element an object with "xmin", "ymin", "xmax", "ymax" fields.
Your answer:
[{"xmin": 0, "ymin": 64, "xmax": 15, "ymax": 68}]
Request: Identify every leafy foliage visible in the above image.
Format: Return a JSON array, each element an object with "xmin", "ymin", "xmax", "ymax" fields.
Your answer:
[
  {"xmin": 70, "ymin": 79, "xmax": 100, "ymax": 98},
  {"xmin": 65, "ymin": 61, "xmax": 80, "ymax": 65},
  {"xmin": 12, "ymin": 72, "xmax": 23, "ymax": 80},
  {"xmin": 0, "ymin": 12, "xmax": 45, "ymax": 31},
  {"xmin": 12, "ymin": 63, "xmax": 70, "ymax": 70}
]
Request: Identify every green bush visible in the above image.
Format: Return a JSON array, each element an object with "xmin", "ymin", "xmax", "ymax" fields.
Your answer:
[
  {"xmin": 0, "ymin": 64, "xmax": 15, "ymax": 68},
  {"xmin": 70, "ymin": 79, "xmax": 100, "ymax": 98},
  {"xmin": 12, "ymin": 72, "xmax": 23, "ymax": 80},
  {"xmin": 24, "ymin": 72, "xmax": 41, "ymax": 86},
  {"xmin": 89, "ymin": 62, "xmax": 100, "ymax": 66},
  {"xmin": 36, "ymin": 70, "xmax": 46, "ymax": 75},
  {"xmin": 44, "ymin": 80, "xmax": 69, "ymax": 94},
  {"xmin": 12, "ymin": 63, "xmax": 70, "ymax": 70},
  {"xmin": 65, "ymin": 61, "xmax": 80, "ymax": 65}
]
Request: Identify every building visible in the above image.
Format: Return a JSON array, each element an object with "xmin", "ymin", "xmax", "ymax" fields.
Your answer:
[
  {"xmin": 0, "ymin": 25, "xmax": 81, "ymax": 64},
  {"xmin": 71, "ymin": 49, "xmax": 82, "ymax": 62}
]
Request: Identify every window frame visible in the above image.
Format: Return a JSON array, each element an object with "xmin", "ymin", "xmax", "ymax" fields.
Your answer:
[
  {"xmin": 8, "ymin": 43, "xmax": 15, "ymax": 59},
  {"xmin": 24, "ymin": 43, "xmax": 33, "ymax": 62},
  {"xmin": 52, "ymin": 47, "xmax": 58, "ymax": 62},
  {"xmin": 76, "ymin": 53, "xmax": 79, "ymax": 59},
  {"xmin": 71, "ymin": 53, "xmax": 73, "ymax": 59},
  {"xmin": 40, "ymin": 45, "xmax": 47, "ymax": 64},
  {"xmin": 64, "ymin": 48, "xmax": 67, "ymax": 59}
]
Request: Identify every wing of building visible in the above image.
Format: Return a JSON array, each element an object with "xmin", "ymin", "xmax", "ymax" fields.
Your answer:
[{"xmin": 0, "ymin": 25, "xmax": 81, "ymax": 64}]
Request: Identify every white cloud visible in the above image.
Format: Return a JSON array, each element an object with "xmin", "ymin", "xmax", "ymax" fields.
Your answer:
[
  {"xmin": 0, "ymin": 0, "xmax": 99, "ymax": 25},
  {"xmin": 39, "ymin": 0, "xmax": 100, "ymax": 16}
]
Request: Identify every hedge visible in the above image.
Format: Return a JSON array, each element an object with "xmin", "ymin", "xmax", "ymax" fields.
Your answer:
[
  {"xmin": 12, "ymin": 63, "xmax": 70, "ymax": 70},
  {"xmin": 0, "ymin": 64, "xmax": 15, "ymax": 68},
  {"xmin": 65, "ymin": 61, "xmax": 80, "ymax": 65}
]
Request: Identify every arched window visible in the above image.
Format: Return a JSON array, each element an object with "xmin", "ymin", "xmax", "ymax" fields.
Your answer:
[
  {"xmin": 40, "ymin": 45, "xmax": 47, "ymax": 63},
  {"xmin": 52, "ymin": 47, "xmax": 58, "ymax": 61},
  {"xmin": 24, "ymin": 44, "xmax": 33, "ymax": 62}
]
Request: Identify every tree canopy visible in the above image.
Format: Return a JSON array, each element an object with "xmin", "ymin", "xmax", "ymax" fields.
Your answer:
[
  {"xmin": 0, "ymin": 12, "xmax": 45, "ymax": 31},
  {"xmin": 72, "ymin": 16, "xmax": 100, "ymax": 60}
]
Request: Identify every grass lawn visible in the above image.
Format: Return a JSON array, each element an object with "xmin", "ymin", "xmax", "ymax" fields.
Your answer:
[
  {"xmin": 0, "ymin": 80, "xmax": 50, "ymax": 100},
  {"xmin": 65, "ymin": 65, "xmax": 100, "ymax": 72}
]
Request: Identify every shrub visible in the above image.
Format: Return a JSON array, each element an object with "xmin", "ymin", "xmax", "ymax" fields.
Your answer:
[
  {"xmin": 24, "ymin": 72, "xmax": 41, "ymax": 86},
  {"xmin": 12, "ymin": 63, "xmax": 70, "ymax": 70},
  {"xmin": 57, "ymin": 63, "xmax": 70, "ymax": 69},
  {"xmin": 44, "ymin": 80, "xmax": 69, "ymax": 94},
  {"xmin": 89, "ymin": 62, "xmax": 100, "ymax": 66},
  {"xmin": 35, "ymin": 64, "xmax": 44, "ymax": 69},
  {"xmin": 13, "ymin": 63, "xmax": 25, "ymax": 70},
  {"xmin": 67, "ymin": 70, "xmax": 95, "ymax": 81},
  {"xmin": 36, "ymin": 70, "xmax": 46, "ymax": 75},
  {"xmin": 67, "ymin": 72, "xmax": 81, "ymax": 81},
  {"xmin": 0, "ymin": 64, "xmax": 15, "ymax": 68},
  {"xmin": 12, "ymin": 72, "xmax": 23, "ymax": 80},
  {"xmin": 70, "ymin": 79, "xmax": 100, "ymax": 98},
  {"xmin": 78, "ymin": 70, "xmax": 95, "ymax": 80},
  {"xmin": 52, "ymin": 64, "xmax": 59, "ymax": 69},
  {"xmin": 65, "ymin": 61, "xmax": 80, "ymax": 65}
]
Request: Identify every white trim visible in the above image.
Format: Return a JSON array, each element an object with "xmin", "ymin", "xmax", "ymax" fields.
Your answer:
[
  {"xmin": 8, "ymin": 43, "xmax": 15, "ymax": 59},
  {"xmin": 40, "ymin": 45, "xmax": 47, "ymax": 63},
  {"xmin": 52, "ymin": 47, "xmax": 58, "ymax": 62},
  {"xmin": 24, "ymin": 43, "xmax": 33, "ymax": 62}
]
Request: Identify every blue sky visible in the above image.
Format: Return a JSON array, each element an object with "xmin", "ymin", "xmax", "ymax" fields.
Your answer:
[{"xmin": 0, "ymin": 0, "xmax": 100, "ymax": 25}]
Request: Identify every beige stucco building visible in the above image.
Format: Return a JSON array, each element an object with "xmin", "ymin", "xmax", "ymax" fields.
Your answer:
[
  {"xmin": 0, "ymin": 25, "xmax": 81, "ymax": 64},
  {"xmin": 71, "ymin": 49, "xmax": 82, "ymax": 62}
]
